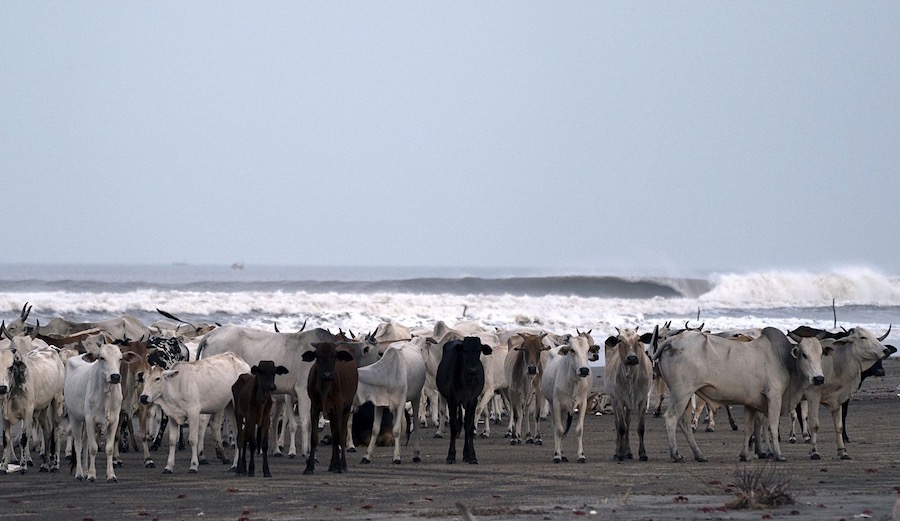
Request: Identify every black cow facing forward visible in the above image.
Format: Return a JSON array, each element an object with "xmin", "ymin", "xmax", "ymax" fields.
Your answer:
[{"xmin": 436, "ymin": 336, "xmax": 492, "ymax": 464}]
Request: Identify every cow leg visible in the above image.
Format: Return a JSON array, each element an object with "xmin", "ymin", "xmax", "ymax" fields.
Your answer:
[
  {"xmin": 575, "ymin": 404, "xmax": 587, "ymax": 463},
  {"xmin": 665, "ymin": 393, "xmax": 705, "ymax": 462},
  {"xmin": 475, "ymin": 388, "xmax": 493, "ymax": 438},
  {"xmin": 740, "ymin": 409, "xmax": 756, "ymax": 461},
  {"xmin": 85, "ymin": 417, "xmax": 99, "ymax": 482},
  {"xmin": 234, "ymin": 411, "xmax": 247, "ymax": 475},
  {"xmin": 104, "ymin": 417, "xmax": 119, "ymax": 482},
  {"xmin": 303, "ymin": 401, "xmax": 320, "ymax": 474},
  {"xmin": 446, "ymin": 401, "xmax": 460, "ymax": 464},
  {"xmin": 551, "ymin": 403, "xmax": 565, "ymax": 463},
  {"xmin": 150, "ymin": 411, "xmax": 167, "ymax": 451},
  {"xmin": 463, "ymin": 399, "xmax": 478, "ymax": 464},
  {"xmin": 410, "ymin": 395, "xmax": 422, "ymax": 463},
  {"xmin": 531, "ymin": 389, "xmax": 543, "ymax": 446},
  {"xmin": 295, "ymin": 390, "xmax": 311, "ymax": 459},
  {"xmin": 261, "ymin": 405, "xmax": 273, "ymax": 477},
  {"xmin": 391, "ymin": 404, "xmax": 404, "ymax": 464},
  {"xmin": 139, "ymin": 405, "xmax": 154, "ymax": 468},
  {"xmin": 840, "ymin": 400, "xmax": 851, "ymax": 444},
  {"xmin": 1, "ymin": 419, "xmax": 13, "ymax": 473},
  {"xmin": 163, "ymin": 418, "xmax": 179, "ymax": 473},
  {"xmin": 271, "ymin": 396, "xmax": 285, "ymax": 457},
  {"xmin": 805, "ymin": 398, "xmax": 822, "ymax": 460},
  {"xmin": 637, "ymin": 401, "xmax": 649, "ymax": 462},
  {"xmin": 187, "ymin": 413, "xmax": 202, "ymax": 473},
  {"xmin": 831, "ymin": 406, "xmax": 851, "ymax": 460},
  {"xmin": 726, "ymin": 406, "xmax": 738, "ymax": 431},
  {"xmin": 705, "ymin": 403, "xmax": 717, "ymax": 432},
  {"xmin": 766, "ymin": 398, "xmax": 786, "ymax": 462},
  {"xmin": 70, "ymin": 419, "xmax": 86, "ymax": 481},
  {"xmin": 247, "ymin": 419, "xmax": 257, "ymax": 477},
  {"xmin": 360, "ymin": 406, "xmax": 382, "ymax": 464}
]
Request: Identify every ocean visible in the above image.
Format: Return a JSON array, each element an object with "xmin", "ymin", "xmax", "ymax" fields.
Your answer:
[{"xmin": 2, "ymin": 263, "xmax": 898, "ymax": 364}]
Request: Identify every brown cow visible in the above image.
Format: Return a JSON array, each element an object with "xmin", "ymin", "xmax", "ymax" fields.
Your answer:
[
  {"xmin": 301, "ymin": 342, "xmax": 358, "ymax": 474},
  {"xmin": 605, "ymin": 327, "xmax": 653, "ymax": 461},
  {"xmin": 503, "ymin": 333, "xmax": 549, "ymax": 445},
  {"xmin": 232, "ymin": 361, "xmax": 289, "ymax": 477},
  {"xmin": 114, "ymin": 338, "xmax": 156, "ymax": 468}
]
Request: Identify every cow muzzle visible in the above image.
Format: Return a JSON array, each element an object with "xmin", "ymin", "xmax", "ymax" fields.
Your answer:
[
  {"xmin": 527, "ymin": 365, "xmax": 537, "ymax": 375},
  {"xmin": 812, "ymin": 376, "xmax": 825, "ymax": 386},
  {"xmin": 625, "ymin": 355, "xmax": 639, "ymax": 365},
  {"xmin": 884, "ymin": 345, "xmax": 897, "ymax": 357},
  {"xmin": 140, "ymin": 395, "xmax": 150, "ymax": 405},
  {"xmin": 0, "ymin": 385, "xmax": 7, "ymax": 395},
  {"xmin": 578, "ymin": 367, "xmax": 590, "ymax": 378},
  {"xmin": 109, "ymin": 373, "xmax": 121, "ymax": 384}
]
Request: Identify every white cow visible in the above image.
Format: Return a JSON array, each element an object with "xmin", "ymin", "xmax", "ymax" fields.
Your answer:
[
  {"xmin": 355, "ymin": 341, "xmax": 427, "ymax": 464},
  {"xmin": 653, "ymin": 327, "xmax": 829, "ymax": 462},
  {"xmin": 139, "ymin": 352, "xmax": 250, "ymax": 474},
  {"xmin": 7, "ymin": 305, "xmax": 150, "ymax": 344},
  {"xmin": 64, "ymin": 343, "xmax": 140, "ymax": 482},
  {"xmin": 0, "ymin": 345, "xmax": 66, "ymax": 473},
  {"xmin": 605, "ymin": 328, "xmax": 653, "ymax": 462},
  {"xmin": 541, "ymin": 334, "xmax": 592, "ymax": 464},
  {"xmin": 472, "ymin": 331, "xmax": 508, "ymax": 438}
]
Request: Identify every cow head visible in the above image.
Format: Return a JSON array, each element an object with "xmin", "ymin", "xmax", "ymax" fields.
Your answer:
[
  {"xmin": 84, "ymin": 342, "xmax": 140, "ymax": 385},
  {"xmin": 139, "ymin": 366, "xmax": 171, "ymax": 405},
  {"xmin": 512, "ymin": 333, "xmax": 549, "ymax": 376},
  {"xmin": 788, "ymin": 337, "xmax": 830, "ymax": 386},
  {"xmin": 791, "ymin": 325, "xmax": 894, "ymax": 369},
  {"xmin": 3, "ymin": 303, "xmax": 32, "ymax": 337},
  {"xmin": 455, "ymin": 336, "xmax": 492, "ymax": 382},
  {"xmin": 251, "ymin": 360, "xmax": 289, "ymax": 392},
  {"xmin": 575, "ymin": 329, "xmax": 601, "ymax": 362},
  {"xmin": 0, "ymin": 348, "xmax": 27, "ymax": 395},
  {"xmin": 303, "ymin": 342, "xmax": 354, "ymax": 384},
  {"xmin": 558, "ymin": 335, "xmax": 592, "ymax": 378},
  {"xmin": 606, "ymin": 328, "xmax": 647, "ymax": 366}
]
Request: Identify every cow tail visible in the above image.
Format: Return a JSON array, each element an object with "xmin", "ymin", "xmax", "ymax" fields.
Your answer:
[
  {"xmin": 69, "ymin": 445, "xmax": 76, "ymax": 475},
  {"xmin": 563, "ymin": 413, "xmax": 573, "ymax": 437},
  {"xmin": 195, "ymin": 337, "xmax": 207, "ymax": 361}
]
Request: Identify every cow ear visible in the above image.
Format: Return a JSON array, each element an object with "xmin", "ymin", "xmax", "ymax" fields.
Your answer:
[
  {"xmin": 559, "ymin": 345, "xmax": 571, "ymax": 355},
  {"xmin": 301, "ymin": 351, "xmax": 317, "ymax": 362},
  {"xmin": 137, "ymin": 372, "xmax": 144, "ymax": 383},
  {"xmin": 822, "ymin": 346, "xmax": 834, "ymax": 356},
  {"xmin": 251, "ymin": 365, "xmax": 260, "ymax": 374},
  {"xmin": 640, "ymin": 333, "xmax": 653, "ymax": 344},
  {"xmin": 122, "ymin": 351, "xmax": 142, "ymax": 365},
  {"xmin": 164, "ymin": 370, "xmax": 180, "ymax": 379},
  {"xmin": 276, "ymin": 365, "xmax": 289, "ymax": 375},
  {"xmin": 481, "ymin": 346, "xmax": 493, "ymax": 356},
  {"xmin": 336, "ymin": 350, "xmax": 354, "ymax": 362},
  {"xmin": 605, "ymin": 336, "xmax": 618, "ymax": 348},
  {"xmin": 790, "ymin": 346, "xmax": 800, "ymax": 359}
]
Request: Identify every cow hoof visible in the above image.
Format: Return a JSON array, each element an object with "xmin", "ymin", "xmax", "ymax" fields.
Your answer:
[
  {"xmin": 347, "ymin": 447, "xmax": 357, "ymax": 453},
  {"xmin": 75, "ymin": 476, "xmax": 84, "ymax": 482},
  {"xmin": 360, "ymin": 458, "xmax": 371, "ymax": 465},
  {"xmin": 446, "ymin": 458, "xmax": 455, "ymax": 464},
  {"xmin": 413, "ymin": 456, "xmax": 421, "ymax": 463},
  {"xmin": 303, "ymin": 468, "xmax": 314, "ymax": 475},
  {"xmin": 273, "ymin": 452, "xmax": 283, "ymax": 458},
  {"xmin": 535, "ymin": 439, "xmax": 543, "ymax": 446},
  {"xmin": 393, "ymin": 459, "xmax": 401, "ymax": 465},
  {"xmin": 775, "ymin": 456, "xmax": 786, "ymax": 462},
  {"xmin": 525, "ymin": 438, "xmax": 534, "ymax": 445},
  {"xmin": 652, "ymin": 411, "xmax": 662, "ymax": 418},
  {"xmin": 162, "ymin": 469, "xmax": 173, "ymax": 474},
  {"xmin": 199, "ymin": 458, "xmax": 209, "ymax": 465},
  {"xmin": 88, "ymin": 477, "xmax": 96, "ymax": 483},
  {"xmin": 50, "ymin": 467, "xmax": 59, "ymax": 473},
  {"xmin": 705, "ymin": 427, "xmax": 714, "ymax": 433},
  {"xmin": 479, "ymin": 432, "xmax": 488, "ymax": 438},
  {"xmin": 577, "ymin": 457, "xmax": 586, "ymax": 464},
  {"xmin": 840, "ymin": 454, "xmax": 852, "ymax": 460},
  {"xmin": 263, "ymin": 472, "xmax": 272, "ymax": 478},
  {"xmin": 552, "ymin": 457, "xmax": 561, "ymax": 464},
  {"xmin": 468, "ymin": 459, "xmax": 478, "ymax": 465},
  {"xmin": 188, "ymin": 468, "xmax": 198, "ymax": 474},
  {"xmin": 39, "ymin": 466, "xmax": 48, "ymax": 473},
  {"xmin": 433, "ymin": 433, "xmax": 443, "ymax": 439},
  {"xmin": 144, "ymin": 460, "xmax": 155, "ymax": 468},
  {"xmin": 640, "ymin": 455, "xmax": 649, "ymax": 462},
  {"xmin": 810, "ymin": 453, "xmax": 821, "ymax": 460},
  {"xmin": 288, "ymin": 454, "xmax": 296, "ymax": 459},
  {"xmin": 561, "ymin": 456, "xmax": 569, "ymax": 462},
  {"xmin": 673, "ymin": 456, "xmax": 684, "ymax": 463},
  {"xmin": 509, "ymin": 439, "xmax": 517, "ymax": 446},
  {"xmin": 789, "ymin": 436, "xmax": 797, "ymax": 444},
  {"xmin": 107, "ymin": 476, "xmax": 118, "ymax": 483}
]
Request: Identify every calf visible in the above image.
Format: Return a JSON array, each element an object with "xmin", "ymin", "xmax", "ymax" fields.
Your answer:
[
  {"xmin": 541, "ymin": 335, "xmax": 592, "ymax": 463},
  {"xmin": 232, "ymin": 361, "xmax": 289, "ymax": 477},
  {"xmin": 64, "ymin": 343, "xmax": 141, "ymax": 482},
  {"xmin": 139, "ymin": 352, "xmax": 250, "ymax": 474},
  {"xmin": 302, "ymin": 342, "xmax": 358, "ymax": 474},
  {"xmin": 605, "ymin": 328, "xmax": 653, "ymax": 461},
  {"xmin": 436, "ymin": 336, "xmax": 492, "ymax": 464}
]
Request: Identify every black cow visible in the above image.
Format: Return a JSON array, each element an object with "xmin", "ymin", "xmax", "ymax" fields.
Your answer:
[
  {"xmin": 232, "ymin": 360, "xmax": 289, "ymax": 477},
  {"xmin": 436, "ymin": 336, "xmax": 492, "ymax": 464}
]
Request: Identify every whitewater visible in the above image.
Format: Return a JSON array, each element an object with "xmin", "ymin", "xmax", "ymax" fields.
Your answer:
[{"xmin": 2, "ymin": 264, "xmax": 898, "ymax": 364}]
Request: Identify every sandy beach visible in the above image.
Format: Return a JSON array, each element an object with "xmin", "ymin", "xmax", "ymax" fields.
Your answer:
[{"xmin": 0, "ymin": 357, "xmax": 897, "ymax": 521}]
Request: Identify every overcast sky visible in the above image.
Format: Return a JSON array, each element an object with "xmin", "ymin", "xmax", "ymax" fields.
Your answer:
[{"xmin": 2, "ymin": 3, "xmax": 898, "ymax": 276}]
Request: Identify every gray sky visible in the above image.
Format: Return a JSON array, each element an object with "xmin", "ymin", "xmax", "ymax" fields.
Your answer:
[{"xmin": 3, "ymin": 3, "xmax": 899, "ymax": 276}]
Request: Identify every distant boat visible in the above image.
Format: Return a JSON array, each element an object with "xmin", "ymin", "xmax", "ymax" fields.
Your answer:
[{"xmin": 231, "ymin": 262, "xmax": 244, "ymax": 271}]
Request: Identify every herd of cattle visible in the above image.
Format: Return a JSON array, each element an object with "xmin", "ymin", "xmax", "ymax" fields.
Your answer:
[{"xmin": 0, "ymin": 303, "xmax": 895, "ymax": 482}]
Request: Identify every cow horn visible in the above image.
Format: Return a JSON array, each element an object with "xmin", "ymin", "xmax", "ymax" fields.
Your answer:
[
  {"xmin": 30, "ymin": 318, "xmax": 40, "ymax": 339},
  {"xmin": 299, "ymin": 318, "xmax": 308, "ymax": 331},
  {"xmin": 877, "ymin": 324, "xmax": 892, "ymax": 342},
  {"xmin": 21, "ymin": 303, "xmax": 31, "ymax": 320},
  {"xmin": 1, "ymin": 321, "xmax": 12, "ymax": 340},
  {"xmin": 274, "ymin": 322, "xmax": 280, "ymax": 333}
]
